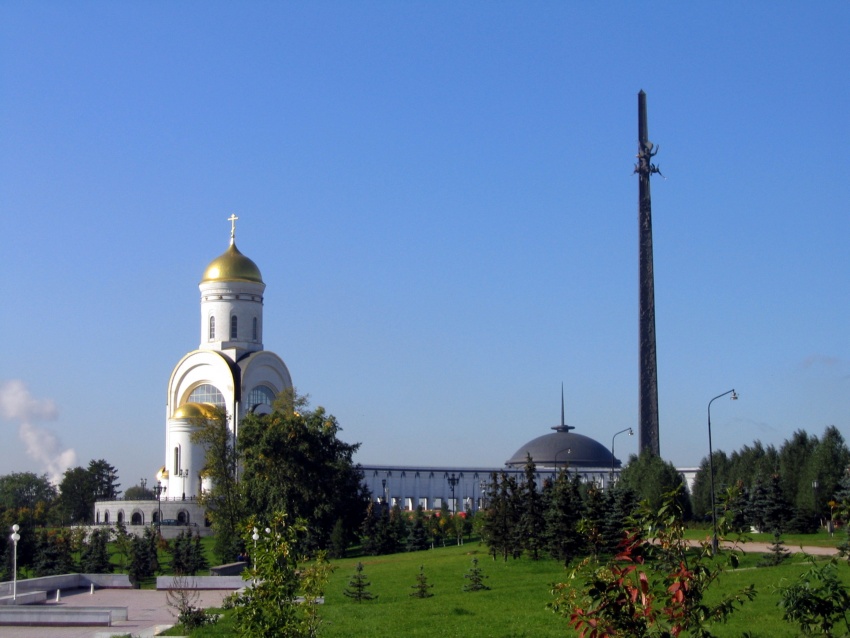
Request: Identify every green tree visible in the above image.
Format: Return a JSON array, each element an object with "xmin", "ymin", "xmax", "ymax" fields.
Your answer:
[
  {"xmin": 0, "ymin": 472, "xmax": 57, "ymax": 514},
  {"xmin": 128, "ymin": 526, "xmax": 160, "ymax": 585},
  {"xmin": 239, "ymin": 391, "xmax": 369, "ymax": 551},
  {"xmin": 32, "ymin": 529, "xmax": 74, "ymax": 577},
  {"xmin": 462, "ymin": 557, "xmax": 490, "ymax": 592},
  {"xmin": 519, "ymin": 455, "xmax": 545, "ymax": 560},
  {"xmin": 804, "ymin": 426, "xmax": 850, "ymax": 519},
  {"xmin": 80, "ymin": 528, "xmax": 113, "ymax": 573},
  {"xmin": 779, "ymin": 558, "xmax": 850, "ymax": 637},
  {"xmin": 620, "ymin": 452, "xmax": 692, "ymax": 520},
  {"xmin": 191, "ymin": 407, "xmax": 245, "ymax": 564},
  {"xmin": 234, "ymin": 513, "xmax": 333, "ymax": 638},
  {"xmin": 779, "ymin": 430, "xmax": 819, "ymax": 511},
  {"xmin": 87, "ymin": 459, "xmax": 121, "ymax": 499},
  {"xmin": 481, "ymin": 472, "xmax": 520, "ymax": 562},
  {"xmin": 551, "ymin": 488, "xmax": 756, "ymax": 638},
  {"xmin": 58, "ymin": 466, "xmax": 97, "ymax": 524},
  {"xmin": 544, "ymin": 469, "xmax": 584, "ymax": 566},
  {"xmin": 112, "ymin": 520, "xmax": 133, "ymax": 572},
  {"xmin": 124, "ymin": 483, "xmax": 154, "ymax": 500},
  {"xmin": 406, "ymin": 505, "xmax": 430, "ymax": 552},
  {"xmin": 691, "ymin": 452, "xmax": 729, "ymax": 521},
  {"xmin": 601, "ymin": 483, "xmax": 639, "ymax": 554},
  {"xmin": 409, "ymin": 565, "xmax": 434, "ymax": 598},
  {"xmin": 387, "ymin": 503, "xmax": 408, "ymax": 554},
  {"xmin": 343, "ymin": 562, "xmax": 377, "ymax": 602}
]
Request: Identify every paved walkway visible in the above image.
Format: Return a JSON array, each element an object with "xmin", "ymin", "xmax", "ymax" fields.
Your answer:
[
  {"xmin": 690, "ymin": 539, "xmax": 840, "ymax": 556},
  {"xmin": 0, "ymin": 587, "xmax": 232, "ymax": 638}
]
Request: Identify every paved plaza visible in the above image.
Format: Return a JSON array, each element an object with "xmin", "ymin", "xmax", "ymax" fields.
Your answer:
[{"xmin": 0, "ymin": 587, "xmax": 232, "ymax": 638}]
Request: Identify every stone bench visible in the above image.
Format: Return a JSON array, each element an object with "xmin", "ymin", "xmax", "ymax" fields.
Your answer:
[
  {"xmin": 0, "ymin": 606, "xmax": 126, "ymax": 626},
  {"xmin": 0, "ymin": 591, "xmax": 47, "ymax": 606},
  {"xmin": 210, "ymin": 561, "xmax": 248, "ymax": 576}
]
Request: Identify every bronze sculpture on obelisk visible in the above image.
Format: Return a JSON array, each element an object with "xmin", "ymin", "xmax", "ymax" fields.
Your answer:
[{"xmin": 635, "ymin": 90, "xmax": 661, "ymax": 457}]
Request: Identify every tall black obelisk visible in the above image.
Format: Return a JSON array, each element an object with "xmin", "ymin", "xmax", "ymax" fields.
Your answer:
[{"xmin": 636, "ymin": 90, "xmax": 660, "ymax": 456}]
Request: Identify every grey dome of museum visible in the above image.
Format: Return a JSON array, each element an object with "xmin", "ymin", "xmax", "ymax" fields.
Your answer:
[{"xmin": 505, "ymin": 401, "xmax": 621, "ymax": 469}]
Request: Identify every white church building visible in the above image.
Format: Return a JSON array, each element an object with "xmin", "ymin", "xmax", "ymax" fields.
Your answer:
[{"xmin": 95, "ymin": 219, "xmax": 694, "ymax": 534}]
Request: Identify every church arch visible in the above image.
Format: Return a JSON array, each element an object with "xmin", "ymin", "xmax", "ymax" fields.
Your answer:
[
  {"xmin": 131, "ymin": 511, "xmax": 144, "ymax": 525},
  {"xmin": 104, "ymin": 511, "xmax": 110, "ymax": 523},
  {"xmin": 187, "ymin": 384, "xmax": 225, "ymax": 408},
  {"xmin": 177, "ymin": 510, "xmax": 189, "ymax": 525},
  {"xmin": 247, "ymin": 385, "xmax": 275, "ymax": 412},
  {"xmin": 117, "ymin": 511, "xmax": 124, "ymax": 524}
]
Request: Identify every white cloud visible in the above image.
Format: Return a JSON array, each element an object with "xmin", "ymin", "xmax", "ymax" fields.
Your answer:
[{"xmin": 0, "ymin": 380, "xmax": 77, "ymax": 483}]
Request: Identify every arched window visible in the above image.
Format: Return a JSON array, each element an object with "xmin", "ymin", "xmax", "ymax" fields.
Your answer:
[
  {"xmin": 247, "ymin": 385, "xmax": 275, "ymax": 411},
  {"xmin": 117, "ymin": 511, "xmax": 124, "ymax": 523},
  {"xmin": 187, "ymin": 384, "xmax": 225, "ymax": 408},
  {"xmin": 209, "ymin": 316, "xmax": 215, "ymax": 340},
  {"xmin": 173, "ymin": 446, "xmax": 180, "ymax": 474},
  {"xmin": 104, "ymin": 511, "xmax": 109, "ymax": 523},
  {"xmin": 252, "ymin": 317, "xmax": 258, "ymax": 341},
  {"xmin": 230, "ymin": 315, "xmax": 238, "ymax": 339}
]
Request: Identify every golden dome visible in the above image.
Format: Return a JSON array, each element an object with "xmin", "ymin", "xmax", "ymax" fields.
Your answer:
[
  {"xmin": 201, "ymin": 242, "xmax": 263, "ymax": 284},
  {"xmin": 172, "ymin": 402, "xmax": 221, "ymax": 420}
]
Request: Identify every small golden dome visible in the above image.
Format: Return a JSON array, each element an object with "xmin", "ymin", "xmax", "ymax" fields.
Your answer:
[
  {"xmin": 172, "ymin": 402, "xmax": 220, "ymax": 420},
  {"xmin": 201, "ymin": 242, "xmax": 263, "ymax": 284}
]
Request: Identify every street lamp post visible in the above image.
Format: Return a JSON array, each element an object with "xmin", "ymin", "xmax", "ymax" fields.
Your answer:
[
  {"xmin": 10, "ymin": 524, "xmax": 20, "ymax": 601},
  {"xmin": 708, "ymin": 389, "xmax": 738, "ymax": 555},
  {"xmin": 812, "ymin": 480, "xmax": 820, "ymax": 522},
  {"xmin": 251, "ymin": 527, "xmax": 260, "ymax": 582},
  {"xmin": 154, "ymin": 481, "xmax": 166, "ymax": 530},
  {"xmin": 610, "ymin": 427, "xmax": 634, "ymax": 483},
  {"xmin": 447, "ymin": 473, "xmax": 459, "ymax": 513}
]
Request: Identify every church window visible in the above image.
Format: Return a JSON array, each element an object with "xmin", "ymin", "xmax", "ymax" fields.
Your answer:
[
  {"xmin": 252, "ymin": 317, "xmax": 258, "ymax": 341},
  {"xmin": 230, "ymin": 315, "xmax": 238, "ymax": 339},
  {"xmin": 209, "ymin": 316, "xmax": 215, "ymax": 340},
  {"xmin": 247, "ymin": 385, "xmax": 275, "ymax": 411},
  {"xmin": 174, "ymin": 446, "xmax": 180, "ymax": 474},
  {"xmin": 187, "ymin": 384, "xmax": 225, "ymax": 408}
]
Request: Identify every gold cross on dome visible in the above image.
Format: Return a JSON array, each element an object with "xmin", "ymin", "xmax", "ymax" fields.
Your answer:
[{"xmin": 228, "ymin": 214, "xmax": 239, "ymax": 242}]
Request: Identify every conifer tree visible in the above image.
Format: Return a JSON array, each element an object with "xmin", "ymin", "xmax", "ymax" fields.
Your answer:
[
  {"xmin": 757, "ymin": 530, "xmax": 791, "ymax": 567},
  {"xmin": 544, "ymin": 469, "xmax": 585, "ymax": 566},
  {"xmin": 80, "ymin": 528, "xmax": 113, "ymax": 573},
  {"xmin": 462, "ymin": 557, "xmax": 490, "ymax": 592},
  {"xmin": 388, "ymin": 503, "xmax": 408, "ymax": 554},
  {"xmin": 343, "ymin": 562, "xmax": 377, "ymax": 602},
  {"xmin": 406, "ymin": 505, "xmax": 430, "ymax": 552},
  {"xmin": 409, "ymin": 565, "xmax": 434, "ymax": 598},
  {"xmin": 519, "ymin": 455, "xmax": 545, "ymax": 560}
]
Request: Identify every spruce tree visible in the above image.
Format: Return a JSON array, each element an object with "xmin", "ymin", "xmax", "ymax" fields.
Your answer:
[
  {"xmin": 343, "ymin": 562, "xmax": 377, "ymax": 602},
  {"xmin": 544, "ymin": 469, "xmax": 585, "ymax": 566},
  {"xmin": 409, "ymin": 565, "xmax": 434, "ymax": 598},
  {"xmin": 80, "ymin": 528, "xmax": 113, "ymax": 573},
  {"xmin": 388, "ymin": 503, "xmax": 408, "ymax": 554},
  {"xmin": 462, "ymin": 557, "xmax": 490, "ymax": 592},
  {"xmin": 406, "ymin": 505, "xmax": 430, "ymax": 552},
  {"xmin": 519, "ymin": 455, "xmax": 545, "ymax": 560},
  {"xmin": 757, "ymin": 530, "xmax": 791, "ymax": 567}
]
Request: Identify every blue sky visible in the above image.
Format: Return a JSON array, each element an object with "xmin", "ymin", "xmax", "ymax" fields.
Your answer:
[{"xmin": 1, "ymin": 2, "xmax": 848, "ymax": 489}]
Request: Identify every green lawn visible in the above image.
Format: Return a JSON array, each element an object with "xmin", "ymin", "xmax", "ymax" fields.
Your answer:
[{"xmin": 172, "ymin": 538, "xmax": 850, "ymax": 637}]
